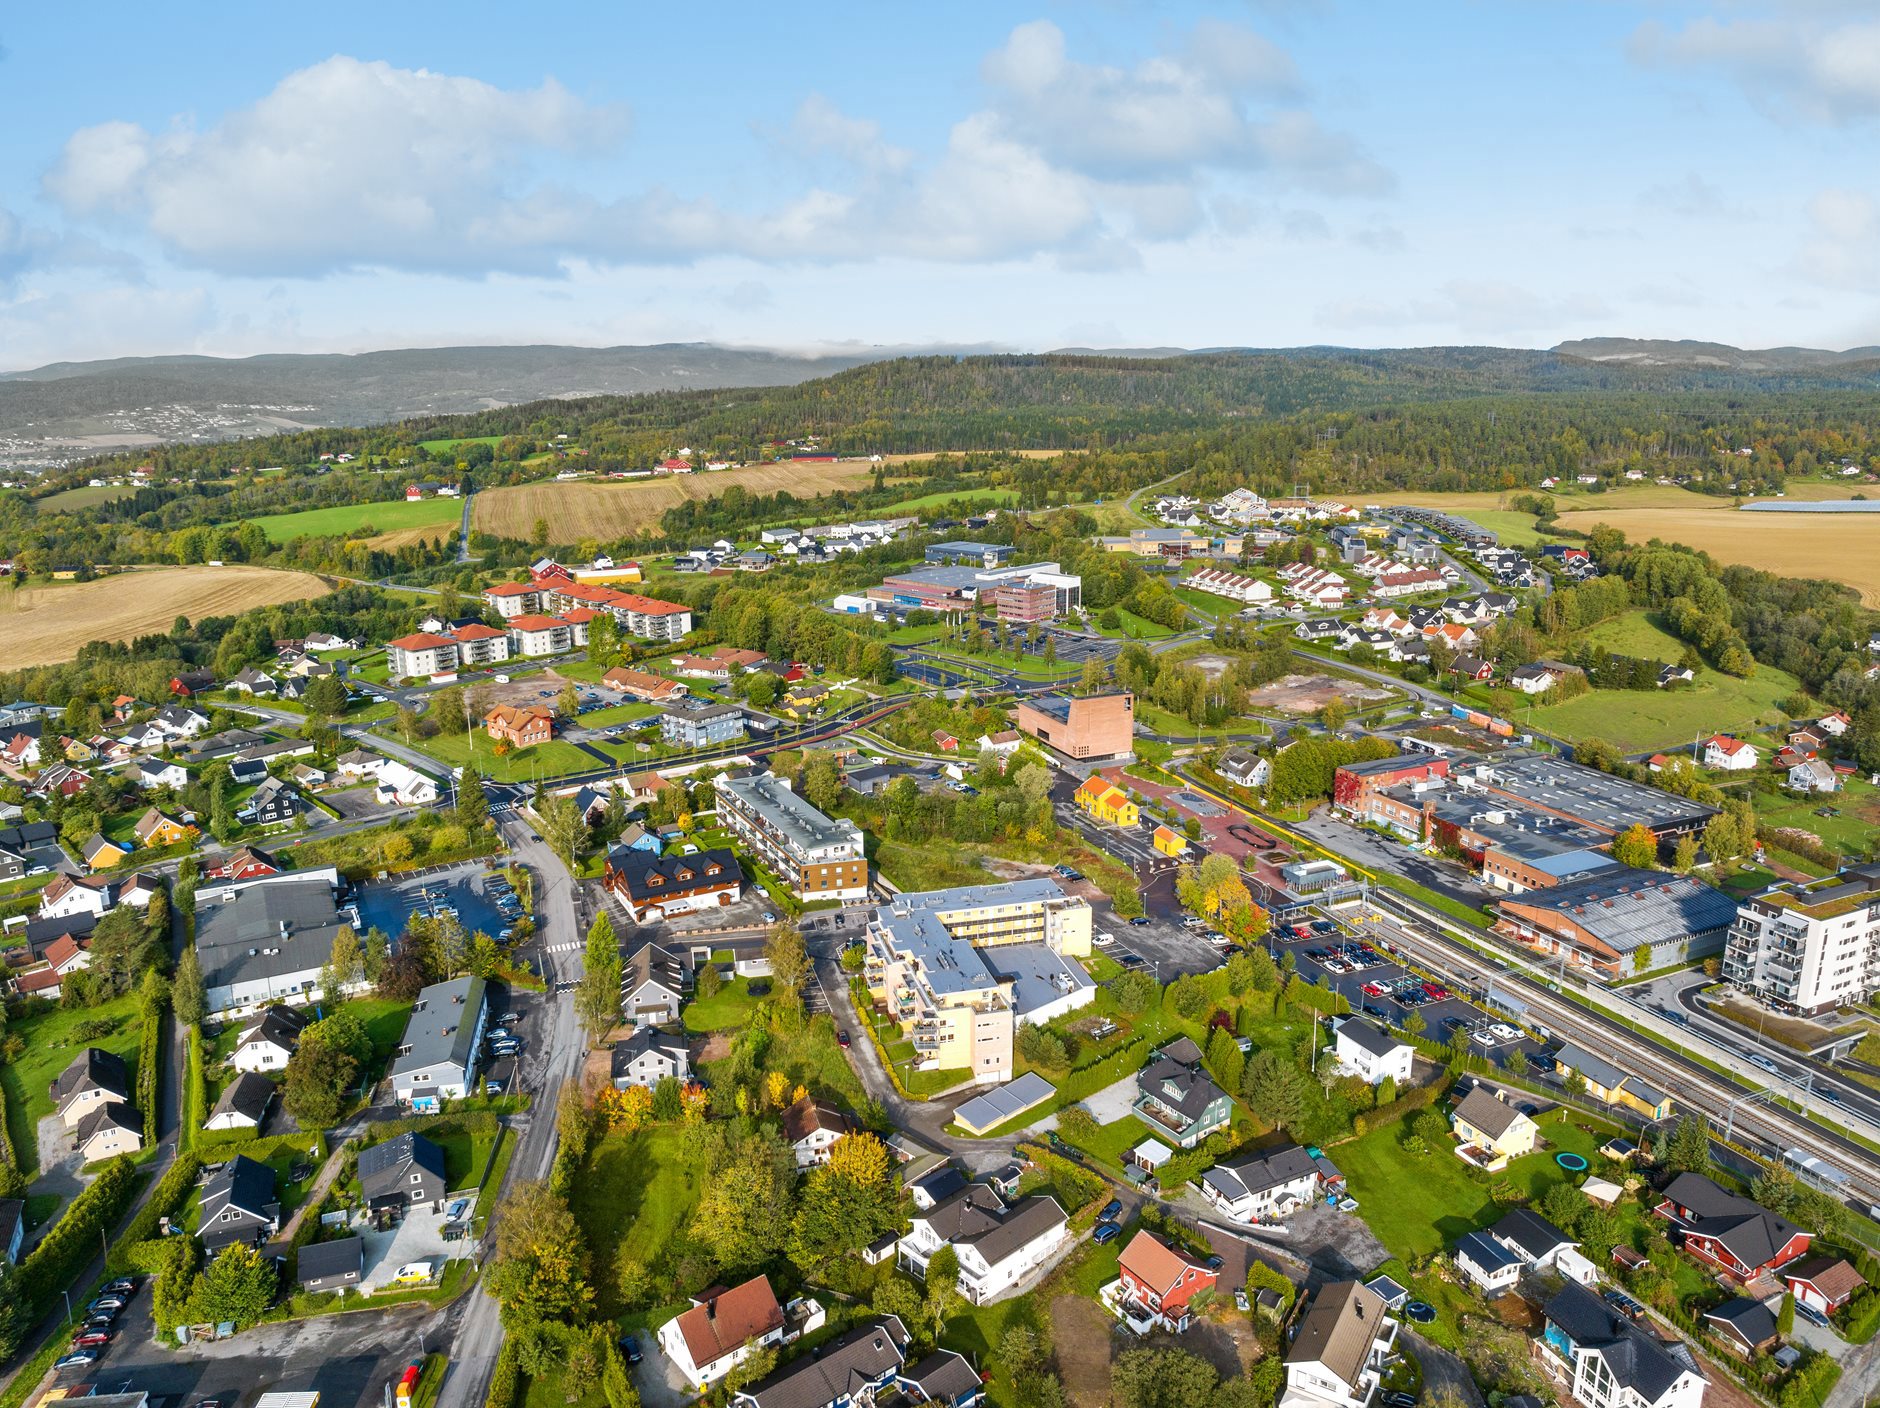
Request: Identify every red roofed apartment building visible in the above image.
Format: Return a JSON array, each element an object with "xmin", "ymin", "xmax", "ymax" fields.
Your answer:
[{"xmin": 483, "ymin": 579, "xmax": 693, "ymax": 641}]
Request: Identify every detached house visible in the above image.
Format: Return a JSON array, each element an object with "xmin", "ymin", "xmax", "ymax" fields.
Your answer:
[
  {"xmin": 610, "ymin": 1028, "xmax": 689, "ymax": 1089},
  {"xmin": 657, "ymin": 1274, "xmax": 787, "ymax": 1391},
  {"xmin": 782, "ymin": 1094, "xmax": 853, "ymax": 1168},
  {"xmin": 1199, "ymin": 1142, "xmax": 1323, "ymax": 1223},
  {"xmin": 359, "ymin": 1132, "xmax": 449, "ymax": 1212},
  {"xmin": 899, "ymin": 1183, "xmax": 1069, "ymax": 1305},
  {"xmin": 621, "ymin": 942, "xmax": 687, "ymax": 1024},
  {"xmin": 1132, "ymin": 1037, "xmax": 1233, "ymax": 1148},
  {"xmin": 233, "ymin": 1004, "xmax": 308, "ymax": 1072},
  {"xmin": 52, "ymin": 1048, "xmax": 129, "ymax": 1128},
  {"xmin": 603, "ymin": 848, "xmax": 742, "ymax": 923},
  {"xmin": 1106, "ymin": 1230, "xmax": 1220, "ymax": 1334},
  {"xmin": 1704, "ymin": 735, "xmax": 1759, "ymax": 771},
  {"xmin": 1654, "ymin": 1172, "xmax": 1811, "ymax": 1282},
  {"xmin": 1280, "ymin": 1281, "xmax": 1399, "ymax": 1408},
  {"xmin": 205, "ymin": 1071, "xmax": 276, "ymax": 1132},
  {"xmin": 1450, "ymin": 1086, "xmax": 1539, "ymax": 1170},
  {"xmin": 198, "ymin": 1155, "xmax": 281, "ymax": 1252},
  {"xmin": 1331, "ymin": 1017, "xmax": 1413, "ymax": 1085},
  {"xmin": 1539, "ymin": 1282, "xmax": 1706, "ymax": 1408},
  {"xmin": 731, "ymin": 1317, "xmax": 910, "ymax": 1408},
  {"xmin": 388, "ymin": 976, "xmax": 488, "ymax": 1110},
  {"xmin": 132, "ymin": 807, "xmax": 193, "ymax": 848}
]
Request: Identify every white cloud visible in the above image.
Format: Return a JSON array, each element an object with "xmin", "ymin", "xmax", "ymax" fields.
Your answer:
[
  {"xmin": 45, "ymin": 57, "xmax": 628, "ymax": 276},
  {"xmin": 979, "ymin": 18, "xmax": 1386, "ymax": 194},
  {"xmin": 777, "ymin": 95, "xmax": 913, "ymax": 176},
  {"xmin": 1632, "ymin": 12, "xmax": 1880, "ymax": 123},
  {"xmin": 1798, "ymin": 187, "xmax": 1880, "ymax": 289}
]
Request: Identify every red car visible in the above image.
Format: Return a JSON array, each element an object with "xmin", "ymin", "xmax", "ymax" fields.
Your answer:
[
  {"xmin": 1422, "ymin": 982, "xmax": 1449, "ymax": 1000},
  {"xmin": 1361, "ymin": 982, "xmax": 1386, "ymax": 997},
  {"xmin": 71, "ymin": 1332, "xmax": 110, "ymax": 1349}
]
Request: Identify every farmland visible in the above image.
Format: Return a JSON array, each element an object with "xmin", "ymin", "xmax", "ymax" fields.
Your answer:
[
  {"xmin": 472, "ymin": 460, "xmax": 879, "ymax": 540},
  {"xmin": 1362, "ymin": 484, "xmax": 1880, "ymax": 602},
  {"xmin": 418, "ymin": 434, "xmax": 505, "ymax": 455},
  {"xmin": 0, "ymin": 566, "xmax": 330, "ymax": 667},
  {"xmin": 37, "ymin": 484, "xmax": 140, "ymax": 513},
  {"xmin": 1525, "ymin": 665, "xmax": 1799, "ymax": 753},
  {"xmin": 247, "ymin": 497, "xmax": 462, "ymax": 545}
]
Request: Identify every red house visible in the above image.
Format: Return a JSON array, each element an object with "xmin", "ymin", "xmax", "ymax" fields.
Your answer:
[
  {"xmin": 932, "ymin": 730, "xmax": 958, "ymax": 752},
  {"xmin": 1784, "ymin": 1255, "xmax": 1865, "ymax": 1315},
  {"xmin": 529, "ymin": 558, "xmax": 576, "ymax": 586},
  {"xmin": 170, "ymin": 670, "xmax": 216, "ymax": 697},
  {"xmin": 1654, "ymin": 1173, "xmax": 1811, "ymax": 1282},
  {"xmin": 204, "ymin": 845, "xmax": 282, "ymax": 881},
  {"xmin": 1114, "ymin": 1231, "xmax": 1219, "ymax": 1333}
]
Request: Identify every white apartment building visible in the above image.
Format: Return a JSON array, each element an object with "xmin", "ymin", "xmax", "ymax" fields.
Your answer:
[
  {"xmin": 862, "ymin": 879, "xmax": 1094, "ymax": 1084},
  {"xmin": 386, "ymin": 632, "xmax": 460, "ymax": 679},
  {"xmin": 1724, "ymin": 864, "xmax": 1880, "ymax": 1015},
  {"xmin": 509, "ymin": 615, "xmax": 577, "ymax": 656}
]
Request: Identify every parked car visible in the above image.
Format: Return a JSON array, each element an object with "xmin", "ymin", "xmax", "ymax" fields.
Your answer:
[
  {"xmin": 70, "ymin": 1332, "xmax": 109, "ymax": 1349},
  {"xmin": 619, "ymin": 1335, "xmax": 642, "ymax": 1365},
  {"xmin": 104, "ymin": 1279, "xmax": 138, "ymax": 1296},
  {"xmin": 836, "ymin": 1030, "xmax": 851, "ymax": 1047},
  {"xmin": 1795, "ymin": 1303, "xmax": 1830, "ymax": 1328},
  {"xmin": 1382, "ymin": 1393, "xmax": 1418, "ymax": 1408},
  {"xmin": 1234, "ymin": 1288, "xmax": 1249, "ymax": 1312},
  {"xmin": 1092, "ymin": 1222, "xmax": 1121, "ymax": 1245},
  {"xmin": 54, "ymin": 1352, "xmax": 97, "ymax": 1370},
  {"xmin": 1099, "ymin": 1200, "xmax": 1123, "ymax": 1222},
  {"xmin": 1129, "ymin": 916, "xmax": 1151, "ymax": 926}
]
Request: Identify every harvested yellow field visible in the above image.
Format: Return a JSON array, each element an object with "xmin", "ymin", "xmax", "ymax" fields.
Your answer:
[
  {"xmin": 877, "ymin": 448, "xmax": 1063, "ymax": 464},
  {"xmin": 1548, "ymin": 507, "xmax": 1880, "ymax": 602},
  {"xmin": 473, "ymin": 460, "xmax": 879, "ymax": 540},
  {"xmin": 1364, "ymin": 481, "xmax": 1857, "ymax": 513},
  {"xmin": 365, "ymin": 525, "xmax": 459, "ymax": 552},
  {"xmin": 0, "ymin": 566, "xmax": 330, "ymax": 667}
]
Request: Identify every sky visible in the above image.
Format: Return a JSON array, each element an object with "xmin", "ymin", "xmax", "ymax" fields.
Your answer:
[{"xmin": 4, "ymin": 1, "xmax": 1880, "ymax": 369}]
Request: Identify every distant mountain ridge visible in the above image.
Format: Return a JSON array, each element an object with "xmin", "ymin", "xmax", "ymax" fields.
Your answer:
[{"xmin": 7, "ymin": 336, "xmax": 1880, "ymax": 460}]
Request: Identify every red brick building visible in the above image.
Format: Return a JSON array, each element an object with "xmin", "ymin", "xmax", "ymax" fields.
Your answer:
[
  {"xmin": 1331, "ymin": 754, "xmax": 1450, "ymax": 817},
  {"xmin": 1016, "ymin": 692, "xmax": 1135, "ymax": 761},
  {"xmin": 485, "ymin": 704, "xmax": 554, "ymax": 750}
]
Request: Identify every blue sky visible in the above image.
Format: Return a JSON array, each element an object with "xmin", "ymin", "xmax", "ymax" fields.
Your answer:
[{"xmin": 3, "ymin": 1, "xmax": 1879, "ymax": 367}]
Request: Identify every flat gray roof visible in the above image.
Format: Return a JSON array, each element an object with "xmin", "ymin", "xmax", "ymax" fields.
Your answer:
[
  {"xmin": 390, "ymin": 975, "xmax": 486, "ymax": 1079},
  {"xmin": 988, "ymin": 941, "xmax": 1094, "ymax": 1017},
  {"xmin": 953, "ymin": 1072, "xmax": 1056, "ymax": 1132},
  {"xmin": 196, "ymin": 874, "xmax": 345, "ymax": 993},
  {"xmin": 1472, "ymin": 753, "xmax": 1717, "ymax": 832},
  {"xmin": 718, "ymin": 771, "xmax": 861, "ymax": 857}
]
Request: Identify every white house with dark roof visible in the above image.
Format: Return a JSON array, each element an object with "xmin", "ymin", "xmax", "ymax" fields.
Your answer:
[
  {"xmin": 622, "ymin": 941, "xmax": 686, "ymax": 1024},
  {"xmin": 899, "ymin": 1183, "xmax": 1069, "ymax": 1305},
  {"xmin": 1198, "ymin": 1142, "xmax": 1322, "ymax": 1223},
  {"xmin": 1539, "ymin": 1282, "xmax": 1706, "ymax": 1408},
  {"xmin": 610, "ymin": 1029, "xmax": 689, "ymax": 1089},
  {"xmin": 233, "ymin": 1005, "xmax": 307, "ymax": 1072},
  {"xmin": 1331, "ymin": 1017, "xmax": 1413, "ymax": 1085}
]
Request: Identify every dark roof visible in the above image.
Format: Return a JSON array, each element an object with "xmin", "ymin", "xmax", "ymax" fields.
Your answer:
[
  {"xmin": 610, "ymin": 1028, "xmax": 686, "ymax": 1078},
  {"xmin": 1336, "ymin": 1018, "xmax": 1404, "ymax": 1060},
  {"xmin": 1493, "ymin": 1208, "xmax": 1575, "ymax": 1262},
  {"xmin": 624, "ymin": 941, "xmax": 685, "ymax": 994},
  {"xmin": 210, "ymin": 1071, "xmax": 276, "ymax": 1125},
  {"xmin": 297, "ymin": 1235, "xmax": 365, "ymax": 1285},
  {"xmin": 199, "ymin": 1154, "xmax": 276, "ymax": 1232},
  {"xmin": 357, "ymin": 1132, "xmax": 447, "ymax": 1196},
  {"xmin": 1202, "ymin": 1143, "xmax": 1320, "ymax": 1204},
  {"xmin": 1456, "ymin": 1230, "xmax": 1522, "ymax": 1274},
  {"xmin": 902, "ymin": 1351, "xmax": 982, "ymax": 1406},
  {"xmin": 1704, "ymin": 1297, "xmax": 1778, "ymax": 1350},
  {"xmin": 1136, "ymin": 1053, "xmax": 1229, "ymax": 1124},
  {"xmin": 607, "ymin": 849, "xmax": 740, "ymax": 903},
  {"xmin": 0, "ymin": 1199, "xmax": 19, "ymax": 1251},
  {"xmin": 908, "ymin": 1165, "xmax": 968, "ymax": 1205},
  {"xmin": 1545, "ymin": 1282, "xmax": 1703, "ymax": 1402},
  {"xmin": 956, "ymin": 1195, "xmax": 1066, "ymax": 1269},
  {"xmin": 743, "ymin": 1317, "xmax": 910, "ymax": 1408},
  {"xmin": 1660, "ymin": 1172, "xmax": 1806, "ymax": 1271},
  {"xmin": 51, "ymin": 1047, "xmax": 129, "ymax": 1106},
  {"xmin": 75, "ymin": 1101, "xmax": 141, "ymax": 1146},
  {"xmin": 239, "ymin": 1004, "xmax": 308, "ymax": 1052}
]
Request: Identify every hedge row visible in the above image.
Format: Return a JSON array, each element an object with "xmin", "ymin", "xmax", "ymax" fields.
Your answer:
[
  {"xmin": 109, "ymin": 1150, "xmax": 202, "ymax": 1268},
  {"xmin": 135, "ymin": 985, "xmax": 167, "ymax": 1125},
  {"xmin": 0, "ymin": 1082, "xmax": 22, "ymax": 1199},
  {"xmin": 1347, "ymin": 1082, "xmax": 1444, "ymax": 1139},
  {"xmin": 359, "ymin": 1109, "xmax": 501, "ymax": 1148},
  {"xmin": 486, "ymin": 1340, "xmax": 522, "ymax": 1408},
  {"xmin": 17, "ymin": 1156, "xmax": 139, "ymax": 1304},
  {"xmin": 181, "ymin": 1025, "xmax": 206, "ymax": 1153}
]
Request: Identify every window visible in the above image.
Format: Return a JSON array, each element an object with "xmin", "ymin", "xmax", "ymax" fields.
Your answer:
[
  {"xmin": 414, "ymin": 1073, "xmax": 431, "ymax": 1082},
  {"xmin": 411, "ymin": 1173, "xmax": 422, "ymax": 1183}
]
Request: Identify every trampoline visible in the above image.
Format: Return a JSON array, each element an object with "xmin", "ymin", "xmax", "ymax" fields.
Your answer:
[{"xmin": 1555, "ymin": 1152, "xmax": 1588, "ymax": 1172}]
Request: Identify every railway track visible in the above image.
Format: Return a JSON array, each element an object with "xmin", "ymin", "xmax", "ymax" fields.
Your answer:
[{"xmin": 1364, "ymin": 891, "xmax": 1880, "ymax": 1207}]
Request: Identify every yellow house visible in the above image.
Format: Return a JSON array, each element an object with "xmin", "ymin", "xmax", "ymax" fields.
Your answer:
[
  {"xmin": 1450, "ymin": 1086, "xmax": 1539, "ymax": 1171},
  {"xmin": 1152, "ymin": 825, "xmax": 1188, "ymax": 857},
  {"xmin": 1074, "ymin": 776, "xmax": 1140, "ymax": 827},
  {"xmin": 132, "ymin": 808, "xmax": 194, "ymax": 848},
  {"xmin": 1555, "ymin": 1043, "xmax": 1673, "ymax": 1120}
]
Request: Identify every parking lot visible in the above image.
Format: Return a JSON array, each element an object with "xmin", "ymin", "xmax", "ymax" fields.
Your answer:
[
  {"xmin": 350, "ymin": 860, "xmax": 523, "ymax": 946},
  {"xmin": 1263, "ymin": 911, "xmax": 1547, "ymax": 1067}
]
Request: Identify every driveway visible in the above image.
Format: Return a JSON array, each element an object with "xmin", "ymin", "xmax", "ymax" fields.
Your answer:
[
  {"xmin": 631, "ymin": 1331, "xmax": 693, "ymax": 1408},
  {"xmin": 30, "ymin": 1114, "xmax": 88, "ymax": 1207},
  {"xmin": 1405, "ymin": 1328, "xmax": 1485, "ymax": 1408},
  {"xmin": 359, "ymin": 1203, "xmax": 472, "ymax": 1292}
]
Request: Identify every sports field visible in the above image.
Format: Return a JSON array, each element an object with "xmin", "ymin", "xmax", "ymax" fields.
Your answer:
[
  {"xmin": 0, "ymin": 566, "xmax": 330, "ymax": 667},
  {"xmin": 473, "ymin": 460, "xmax": 878, "ymax": 540},
  {"xmin": 247, "ymin": 497, "xmax": 462, "ymax": 544},
  {"xmin": 1364, "ymin": 484, "xmax": 1880, "ymax": 602}
]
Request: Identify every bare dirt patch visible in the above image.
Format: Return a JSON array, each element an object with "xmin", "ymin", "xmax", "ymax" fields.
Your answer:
[
  {"xmin": 1247, "ymin": 673, "xmax": 1391, "ymax": 715},
  {"xmin": 1182, "ymin": 652, "xmax": 1236, "ymax": 680},
  {"xmin": 1050, "ymin": 1294, "xmax": 1115, "ymax": 1408},
  {"xmin": 0, "ymin": 566, "xmax": 329, "ymax": 667}
]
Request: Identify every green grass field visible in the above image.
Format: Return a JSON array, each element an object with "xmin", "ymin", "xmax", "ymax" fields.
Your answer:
[
  {"xmin": 1525, "ymin": 617, "xmax": 1799, "ymax": 750},
  {"xmin": 39, "ymin": 484, "xmax": 140, "ymax": 513},
  {"xmin": 575, "ymin": 1127, "xmax": 703, "ymax": 1322},
  {"xmin": 1448, "ymin": 507, "xmax": 1549, "ymax": 546},
  {"xmin": 401, "ymin": 726, "xmax": 599, "ymax": 782},
  {"xmin": 683, "ymin": 976, "xmax": 762, "ymax": 1033},
  {"xmin": 248, "ymin": 497, "xmax": 462, "ymax": 544},
  {"xmin": 1757, "ymin": 775, "xmax": 1880, "ymax": 855},
  {"xmin": 871, "ymin": 486, "xmax": 1020, "ymax": 515},
  {"xmin": 419, "ymin": 435, "xmax": 505, "ymax": 456},
  {"xmin": 2, "ymin": 993, "xmax": 143, "ymax": 1171}
]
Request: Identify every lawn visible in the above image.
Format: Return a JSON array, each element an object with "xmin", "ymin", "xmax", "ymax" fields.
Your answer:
[
  {"xmin": 872, "ymin": 486, "xmax": 1020, "ymax": 516},
  {"xmin": 702, "ymin": 1015, "xmax": 866, "ymax": 1107},
  {"xmin": 39, "ymin": 484, "xmax": 140, "ymax": 513},
  {"xmin": 1098, "ymin": 609, "xmax": 1183, "ymax": 640},
  {"xmin": 569, "ymin": 1128, "xmax": 701, "ymax": 1317},
  {"xmin": 247, "ymin": 497, "xmax": 463, "ymax": 544},
  {"xmin": 3, "ymin": 994, "xmax": 143, "ymax": 1172},
  {"xmin": 1573, "ymin": 610, "xmax": 1686, "ymax": 662},
  {"xmin": 682, "ymin": 976, "xmax": 763, "ymax": 1033},
  {"xmin": 1526, "ymin": 659, "xmax": 1800, "ymax": 751},
  {"xmin": 1755, "ymin": 776, "xmax": 1880, "ymax": 856},
  {"xmin": 401, "ymin": 726, "xmax": 599, "ymax": 783},
  {"xmin": 578, "ymin": 701, "xmax": 659, "ymax": 728},
  {"xmin": 873, "ymin": 840, "xmax": 996, "ymax": 893},
  {"xmin": 1337, "ymin": 1109, "xmax": 1616, "ymax": 1261},
  {"xmin": 336, "ymin": 997, "xmax": 419, "ymax": 1077},
  {"xmin": 419, "ymin": 435, "xmax": 506, "ymax": 456}
]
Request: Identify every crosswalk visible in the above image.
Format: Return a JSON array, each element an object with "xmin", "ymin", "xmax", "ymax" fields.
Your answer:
[{"xmin": 543, "ymin": 940, "xmax": 583, "ymax": 955}]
